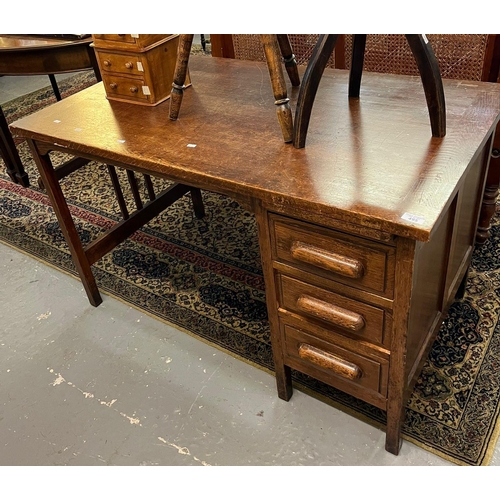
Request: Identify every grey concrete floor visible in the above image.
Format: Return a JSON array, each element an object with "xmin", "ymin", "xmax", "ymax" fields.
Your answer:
[{"xmin": 1, "ymin": 72, "xmax": 499, "ymax": 468}]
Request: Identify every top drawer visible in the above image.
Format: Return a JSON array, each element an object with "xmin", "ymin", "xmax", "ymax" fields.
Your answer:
[
  {"xmin": 270, "ymin": 214, "xmax": 395, "ymax": 297},
  {"xmin": 92, "ymin": 34, "xmax": 172, "ymax": 51}
]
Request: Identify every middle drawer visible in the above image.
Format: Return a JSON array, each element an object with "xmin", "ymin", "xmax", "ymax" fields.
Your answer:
[
  {"xmin": 278, "ymin": 274, "xmax": 388, "ymax": 346},
  {"xmin": 97, "ymin": 51, "xmax": 146, "ymax": 76}
]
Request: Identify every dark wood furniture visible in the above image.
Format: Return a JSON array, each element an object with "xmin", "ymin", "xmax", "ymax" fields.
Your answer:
[
  {"xmin": 212, "ymin": 34, "xmax": 500, "ymax": 245},
  {"xmin": 0, "ymin": 34, "xmax": 101, "ymax": 187},
  {"xmin": 293, "ymin": 34, "xmax": 446, "ymax": 148},
  {"xmin": 10, "ymin": 56, "xmax": 500, "ymax": 455}
]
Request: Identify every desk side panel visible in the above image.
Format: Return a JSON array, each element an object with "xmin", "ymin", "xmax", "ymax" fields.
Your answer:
[{"xmin": 405, "ymin": 136, "xmax": 491, "ymax": 385}]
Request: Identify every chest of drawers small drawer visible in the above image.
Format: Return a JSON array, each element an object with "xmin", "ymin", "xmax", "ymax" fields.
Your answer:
[
  {"xmin": 278, "ymin": 274, "xmax": 388, "ymax": 346},
  {"xmin": 283, "ymin": 325, "xmax": 389, "ymax": 406},
  {"xmin": 270, "ymin": 215, "xmax": 395, "ymax": 297},
  {"xmin": 102, "ymin": 74, "xmax": 149, "ymax": 103},
  {"xmin": 96, "ymin": 51, "xmax": 145, "ymax": 76}
]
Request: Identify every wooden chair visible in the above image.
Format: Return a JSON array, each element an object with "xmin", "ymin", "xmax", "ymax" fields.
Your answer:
[
  {"xmin": 169, "ymin": 34, "xmax": 300, "ymax": 143},
  {"xmin": 293, "ymin": 34, "xmax": 446, "ymax": 148},
  {"xmin": 212, "ymin": 34, "xmax": 500, "ymax": 245}
]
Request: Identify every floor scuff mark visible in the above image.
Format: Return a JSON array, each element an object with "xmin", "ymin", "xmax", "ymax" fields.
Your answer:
[
  {"xmin": 47, "ymin": 367, "xmax": 141, "ymax": 426},
  {"xmin": 157, "ymin": 437, "xmax": 211, "ymax": 466}
]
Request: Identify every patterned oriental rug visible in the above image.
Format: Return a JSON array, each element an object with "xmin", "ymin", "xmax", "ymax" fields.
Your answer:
[{"xmin": 1, "ymin": 68, "xmax": 500, "ymax": 466}]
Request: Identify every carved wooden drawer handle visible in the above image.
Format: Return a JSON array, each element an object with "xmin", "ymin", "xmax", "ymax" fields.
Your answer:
[
  {"xmin": 130, "ymin": 86, "xmax": 139, "ymax": 94},
  {"xmin": 296, "ymin": 294, "xmax": 365, "ymax": 331},
  {"xmin": 298, "ymin": 343, "xmax": 362, "ymax": 380},
  {"xmin": 109, "ymin": 83, "xmax": 117, "ymax": 90},
  {"xmin": 290, "ymin": 242, "xmax": 364, "ymax": 279},
  {"xmin": 125, "ymin": 62, "xmax": 134, "ymax": 69},
  {"xmin": 103, "ymin": 60, "xmax": 111, "ymax": 67}
]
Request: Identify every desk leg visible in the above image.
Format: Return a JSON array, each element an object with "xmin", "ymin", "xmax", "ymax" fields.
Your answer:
[
  {"xmin": 28, "ymin": 139, "xmax": 102, "ymax": 307},
  {"xmin": 385, "ymin": 237, "xmax": 416, "ymax": 455},
  {"xmin": 0, "ymin": 106, "xmax": 29, "ymax": 187},
  {"xmin": 255, "ymin": 203, "xmax": 293, "ymax": 400}
]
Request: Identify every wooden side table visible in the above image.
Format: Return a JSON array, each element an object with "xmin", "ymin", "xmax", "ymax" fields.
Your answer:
[{"xmin": 0, "ymin": 34, "xmax": 101, "ymax": 187}]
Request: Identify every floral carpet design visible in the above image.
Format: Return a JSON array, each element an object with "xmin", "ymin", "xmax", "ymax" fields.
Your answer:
[{"xmin": 1, "ymin": 69, "xmax": 499, "ymax": 465}]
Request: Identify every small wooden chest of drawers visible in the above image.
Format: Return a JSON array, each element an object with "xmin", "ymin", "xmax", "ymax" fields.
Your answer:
[{"xmin": 92, "ymin": 34, "xmax": 190, "ymax": 106}]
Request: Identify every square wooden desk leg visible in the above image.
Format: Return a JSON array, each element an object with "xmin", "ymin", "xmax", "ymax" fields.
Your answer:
[
  {"xmin": 255, "ymin": 203, "xmax": 293, "ymax": 400},
  {"xmin": 27, "ymin": 139, "xmax": 102, "ymax": 307},
  {"xmin": 385, "ymin": 237, "xmax": 416, "ymax": 455}
]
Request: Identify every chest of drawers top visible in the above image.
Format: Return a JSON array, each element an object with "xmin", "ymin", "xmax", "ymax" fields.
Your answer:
[{"xmin": 92, "ymin": 34, "xmax": 172, "ymax": 52}]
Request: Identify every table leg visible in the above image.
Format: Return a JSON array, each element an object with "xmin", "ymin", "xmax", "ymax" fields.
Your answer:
[
  {"xmin": 0, "ymin": 105, "xmax": 29, "ymax": 186},
  {"xmin": 27, "ymin": 139, "xmax": 102, "ymax": 307},
  {"xmin": 190, "ymin": 188, "xmax": 205, "ymax": 219},
  {"xmin": 48, "ymin": 74, "xmax": 62, "ymax": 101},
  {"xmin": 476, "ymin": 133, "xmax": 500, "ymax": 244}
]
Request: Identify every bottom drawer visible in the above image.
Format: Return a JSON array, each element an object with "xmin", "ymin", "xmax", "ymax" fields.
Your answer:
[
  {"xmin": 102, "ymin": 74, "xmax": 150, "ymax": 103},
  {"xmin": 283, "ymin": 324, "xmax": 389, "ymax": 408}
]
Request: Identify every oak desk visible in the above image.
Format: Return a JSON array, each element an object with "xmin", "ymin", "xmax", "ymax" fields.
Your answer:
[{"xmin": 10, "ymin": 56, "xmax": 500, "ymax": 454}]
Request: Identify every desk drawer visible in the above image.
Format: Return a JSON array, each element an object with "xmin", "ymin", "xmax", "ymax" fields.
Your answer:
[
  {"xmin": 96, "ymin": 50, "xmax": 145, "ymax": 76},
  {"xmin": 271, "ymin": 215, "xmax": 395, "ymax": 296},
  {"xmin": 284, "ymin": 325, "xmax": 388, "ymax": 405},
  {"xmin": 102, "ymin": 74, "xmax": 150, "ymax": 103},
  {"xmin": 278, "ymin": 274, "xmax": 387, "ymax": 345}
]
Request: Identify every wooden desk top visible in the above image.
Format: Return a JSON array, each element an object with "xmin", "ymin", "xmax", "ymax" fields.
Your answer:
[{"xmin": 10, "ymin": 56, "xmax": 500, "ymax": 241}]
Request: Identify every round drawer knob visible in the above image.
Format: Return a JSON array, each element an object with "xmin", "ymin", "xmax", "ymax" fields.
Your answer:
[
  {"xmin": 130, "ymin": 86, "xmax": 138, "ymax": 94},
  {"xmin": 109, "ymin": 83, "xmax": 117, "ymax": 90},
  {"xmin": 103, "ymin": 60, "xmax": 111, "ymax": 67},
  {"xmin": 125, "ymin": 62, "xmax": 133, "ymax": 69}
]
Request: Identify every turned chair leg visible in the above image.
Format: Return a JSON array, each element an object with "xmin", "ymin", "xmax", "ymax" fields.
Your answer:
[
  {"xmin": 169, "ymin": 34, "xmax": 194, "ymax": 121},
  {"xmin": 276, "ymin": 34, "xmax": 300, "ymax": 87},
  {"xmin": 261, "ymin": 34, "xmax": 294, "ymax": 143}
]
